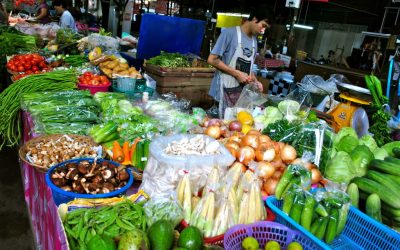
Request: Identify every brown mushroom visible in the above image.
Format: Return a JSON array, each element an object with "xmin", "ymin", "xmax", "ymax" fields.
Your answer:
[
  {"xmin": 102, "ymin": 168, "xmax": 115, "ymax": 180},
  {"xmin": 102, "ymin": 182, "xmax": 115, "ymax": 193},
  {"xmin": 66, "ymin": 168, "xmax": 78, "ymax": 180},
  {"xmin": 91, "ymin": 175, "xmax": 103, "ymax": 185},
  {"xmin": 77, "ymin": 163, "xmax": 89, "ymax": 174},
  {"xmin": 61, "ymin": 186, "xmax": 72, "ymax": 192},
  {"xmin": 52, "ymin": 178, "xmax": 66, "ymax": 187},
  {"xmin": 118, "ymin": 170, "xmax": 129, "ymax": 181},
  {"xmin": 110, "ymin": 178, "xmax": 119, "ymax": 187}
]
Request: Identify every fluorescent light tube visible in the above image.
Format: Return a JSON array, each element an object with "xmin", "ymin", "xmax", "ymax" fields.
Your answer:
[{"xmin": 293, "ymin": 24, "xmax": 314, "ymax": 30}]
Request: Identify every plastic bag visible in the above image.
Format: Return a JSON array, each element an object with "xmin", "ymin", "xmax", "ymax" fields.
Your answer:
[
  {"xmin": 87, "ymin": 33, "xmax": 119, "ymax": 51},
  {"xmin": 143, "ymin": 192, "xmax": 184, "ymax": 228},
  {"xmin": 300, "ymin": 75, "xmax": 339, "ymax": 95},
  {"xmin": 139, "ymin": 134, "xmax": 234, "ymax": 197},
  {"xmin": 235, "ymin": 83, "xmax": 268, "ymax": 110}
]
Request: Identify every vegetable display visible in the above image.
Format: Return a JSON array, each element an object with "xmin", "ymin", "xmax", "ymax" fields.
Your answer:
[
  {"xmin": 22, "ymin": 90, "xmax": 99, "ymax": 135},
  {"xmin": 0, "ymin": 70, "xmax": 77, "ymax": 149},
  {"xmin": 99, "ymin": 57, "xmax": 141, "ymax": 78},
  {"xmin": 50, "ymin": 159, "xmax": 131, "ymax": 194},
  {"xmin": 146, "ymin": 51, "xmax": 191, "ymax": 68},
  {"xmin": 63, "ymin": 200, "xmax": 147, "ymax": 250},
  {"xmin": 78, "ymin": 72, "xmax": 111, "ymax": 86},
  {"xmin": 0, "ymin": 25, "xmax": 37, "ymax": 56}
]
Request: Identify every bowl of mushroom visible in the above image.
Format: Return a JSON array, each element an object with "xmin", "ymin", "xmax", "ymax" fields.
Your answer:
[{"xmin": 45, "ymin": 158, "xmax": 134, "ymax": 205}]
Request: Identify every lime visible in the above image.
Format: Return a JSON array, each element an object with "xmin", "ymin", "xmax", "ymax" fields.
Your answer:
[
  {"xmin": 287, "ymin": 242, "xmax": 303, "ymax": 250},
  {"xmin": 242, "ymin": 236, "xmax": 259, "ymax": 250},
  {"xmin": 265, "ymin": 240, "xmax": 281, "ymax": 250}
]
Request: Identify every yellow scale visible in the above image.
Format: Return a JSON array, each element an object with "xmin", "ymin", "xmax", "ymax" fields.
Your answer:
[{"xmin": 328, "ymin": 93, "xmax": 371, "ymax": 133}]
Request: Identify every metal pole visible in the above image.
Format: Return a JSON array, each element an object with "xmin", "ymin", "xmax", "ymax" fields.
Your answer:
[
  {"xmin": 304, "ymin": 0, "xmax": 310, "ymax": 24},
  {"xmin": 380, "ymin": 8, "xmax": 388, "ymax": 33},
  {"xmin": 396, "ymin": 8, "xmax": 400, "ymax": 26}
]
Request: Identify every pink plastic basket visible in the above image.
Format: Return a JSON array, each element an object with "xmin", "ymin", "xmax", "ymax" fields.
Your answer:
[
  {"xmin": 77, "ymin": 82, "xmax": 111, "ymax": 95},
  {"xmin": 223, "ymin": 221, "xmax": 320, "ymax": 250}
]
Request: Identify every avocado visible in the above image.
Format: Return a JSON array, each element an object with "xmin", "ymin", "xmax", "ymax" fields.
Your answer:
[
  {"xmin": 178, "ymin": 226, "xmax": 203, "ymax": 250},
  {"xmin": 147, "ymin": 220, "xmax": 174, "ymax": 250}
]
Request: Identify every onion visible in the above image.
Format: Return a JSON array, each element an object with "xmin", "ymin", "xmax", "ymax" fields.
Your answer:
[
  {"xmin": 255, "ymin": 144, "xmax": 276, "ymax": 162},
  {"xmin": 281, "ymin": 145, "xmax": 297, "ymax": 164},
  {"xmin": 291, "ymin": 158, "xmax": 313, "ymax": 170},
  {"xmin": 207, "ymin": 118, "xmax": 222, "ymax": 127},
  {"xmin": 227, "ymin": 147, "xmax": 238, "ymax": 158},
  {"xmin": 311, "ymin": 168, "xmax": 322, "ymax": 184},
  {"xmin": 257, "ymin": 161, "xmax": 275, "ymax": 179},
  {"xmin": 240, "ymin": 134, "xmax": 259, "ymax": 149},
  {"xmin": 272, "ymin": 141, "xmax": 281, "ymax": 160},
  {"xmin": 205, "ymin": 125, "xmax": 221, "ymax": 139},
  {"xmin": 270, "ymin": 159, "xmax": 285, "ymax": 170},
  {"xmin": 225, "ymin": 141, "xmax": 240, "ymax": 151},
  {"xmin": 228, "ymin": 135, "xmax": 242, "ymax": 143},
  {"xmin": 247, "ymin": 129, "xmax": 261, "ymax": 136},
  {"xmin": 263, "ymin": 178, "xmax": 279, "ymax": 195},
  {"xmin": 259, "ymin": 135, "xmax": 272, "ymax": 144},
  {"xmin": 272, "ymin": 169, "xmax": 283, "ymax": 180},
  {"xmin": 278, "ymin": 142, "xmax": 286, "ymax": 151},
  {"xmin": 229, "ymin": 120, "xmax": 242, "ymax": 132},
  {"xmin": 261, "ymin": 190, "xmax": 268, "ymax": 197},
  {"xmin": 230, "ymin": 161, "xmax": 247, "ymax": 172},
  {"xmin": 238, "ymin": 146, "xmax": 255, "ymax": 166}
]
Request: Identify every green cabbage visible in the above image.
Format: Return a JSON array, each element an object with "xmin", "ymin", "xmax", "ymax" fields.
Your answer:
[
  {"xmin": 350, "ymin": 145, "xmax": 374, "ymax": 177},
  {"xmin": 335, "ymin": 135, "xmax": 359, "ymax": 153},
  {"xmin": 359, "ymin": 135, "xmax": 378, "ymax": 152},
  {"xmin": 373, "ymin": 148, "xmax": 389, "ymax": 160},
  {"xmin": 333, "ymin": 127, "xmax": 358, "ymax": 146},
  {"xmin": 278, "ymin": 100, "xmax": 300, "ymax": 115},
  {"xmin": 325, "ymin": 151, "xmax": 354, "ymax": 184}
]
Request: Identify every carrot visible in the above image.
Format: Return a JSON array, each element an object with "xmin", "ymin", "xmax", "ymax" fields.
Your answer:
[
  {"xmin": 121, "ymin": 141, "xmax": 132, "ymax": 165},
  {"xmin": 112, "ymin": 141, "xmax": 124, "ymax": 163},
  {"xmin": 130, "ymin": 137, "xmax": 142, "ymax": 164}
]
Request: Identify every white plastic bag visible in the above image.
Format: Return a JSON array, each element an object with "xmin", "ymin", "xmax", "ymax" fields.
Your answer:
[{"xmin": 140, "ymin": 134, "xmax": 235, "ymax": 197}]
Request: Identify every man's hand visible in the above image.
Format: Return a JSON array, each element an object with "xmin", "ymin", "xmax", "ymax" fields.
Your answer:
[{"xmin": 234, "ymin": 70, "xmax": 251, "ymax": 84}]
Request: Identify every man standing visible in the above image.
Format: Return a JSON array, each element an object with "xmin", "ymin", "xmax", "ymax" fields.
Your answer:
[
  {"xmin": 53, "ymin": 0, "xmax": 77, "ymax": 32},
  {"xmin": 207, "ymin": 9, "xmax": 271, "ymax": 117}
]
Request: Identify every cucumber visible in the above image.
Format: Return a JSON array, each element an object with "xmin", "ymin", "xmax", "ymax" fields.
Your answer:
[
  {"xmin": 325, "ymin": 208, "xmax": 339, "ymax": 244},
  {"xmin": 336, "ymin": 204, "xmax": 349, "ymax": 236},
  {"xmin": 370, "ymin": 159, "xmax": 400, "ymax": 177},
  {"xmin": 300, "ymin": 194, "xmax": 316, "ymax": 231},
  {"xmin": 387, "ymin": 174, "xmax": 400, "ymax": 185},
  {"xmin": 382, "ymin": 203, "xmax": 400, "ymax": 217},
  {"xmin": 390, "ymin": 147, "xmax": 400, "ymax": 158},
  {"xmin": 282, "ymin": 188, "xmax": 296, "ymax": 215},
  {"xmin": 385, "ymin": 156, "xmax": 400, "ymax": 164},
  {"xmin": 289, "ymin": 192, "xmax": 304, "ymax": 224},
  {"xmin": 275, "ymin": 169, "xmax": 294, "ymax": 199},
  {"xmin": 315, "ymin": 203, "xmax": 329, "ymax": 217},
  {"xmin": 310, "ymin": 217, "xmax": 322, "ymax": 235},
  {"xmin": 351, "ymin": 177, "xmax": 400, "ymax": 209},
  {"xmin": 366, "ymin": 170, "xmax": 400, "ymax": 194},
  {"xmin": 366, "ymin": 193, "xmax": 382, "ymax": 223},
  {"xmin": 346, "ymin": 183, "xmax": 359, "ymax": 208},
  {"xmin": 142, "ymin": 139, "xmax": 150, "ymax": 169},
  {"xmin": 315, "ymin": 211, "xmax": 330, "ymax": 240},
  {"xmin": 135, "ymin": 141, "xmax": 144, "ymax": 171}
]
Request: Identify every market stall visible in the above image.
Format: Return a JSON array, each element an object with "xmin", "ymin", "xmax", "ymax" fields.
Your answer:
[{"xmin": 1, "ymin": 21, "xmax": 400, "ymax": 250}]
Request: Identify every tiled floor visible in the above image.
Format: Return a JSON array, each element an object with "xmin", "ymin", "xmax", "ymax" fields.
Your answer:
[{"xmin": 0, "ymin": 146, "xmax": 35, "ymax": 250}]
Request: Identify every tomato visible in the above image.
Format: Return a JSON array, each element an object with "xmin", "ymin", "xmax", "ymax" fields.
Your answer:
[
  {"xmin": 24, "ymin": 63, "xmax": 31, "ymax": 70},
  {"xmin": 10, "ymin": 65, "xmax": 17, "ymax": 72},
  {"xmin": 99, "ymin": 76, "xmax": 108, "ymax": 82},
  {"xmin": 34, "ymin": 71, "xmax": 40, "ymax": 74},
  {"xmin": 89, "ymin": 79, "xmax": 99, "ymax": 85},
  {"xmin": 31, "ymin": 66, "xmax": 39, "ymax": 71},
  {"xmin": 17, "ymin": 66, "xmax": 25, "ymax": 72},
  {"xmin": 83, "ymin": 72, "xmax": 92, "ymax": 77},
  {"xmin": 26, "ymin": 70, "xmax": 33, "ymax": 74},
  {"xmin": 81, "ymin": 79, "xmax": 90, "ymax": 85},
  {"xmin": 39, "ymin": 61, "xmax": 47, "ymax": 69}
]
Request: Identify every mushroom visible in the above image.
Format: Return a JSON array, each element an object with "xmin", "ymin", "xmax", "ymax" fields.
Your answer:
[
  {"xmin": 91, "ymin": 175, "xmax": 103, "ymax": 185},
  {"xmin": 77, "ymin": 162, "xmax": 89, "ymax": 174},
  {"xmin": 52, "ymin": 178, "xmax": 66, "ymax": 187},
  {"xmin": 85, "ymin": 161, "xmax": 98, "ymax": 178},
  {"xmin": 66, "ymin": 168, "xmax": 78, "ymax": 180},
  {"xmin": 102, "ymin": 168, "xmax": 115, "ymax": 180},
  {"xmin": 61, "ymin": 186, "xmax": 72, "ymax": 192},
  {"xmin": 110, "ymin": 178, "xmax": 119, "ymax": 187},
  {"xmin": 118, "ymin": 170, "xmax": 129, "ymax": 181},
  {"xmin": 88, "ymin": 182, "xmax": 102, "ymax": 192},
  {"xmin": 72, "ymin": 180, "xmax": 85, "ymax": 193},
  {"xmin": 102, "ymin": 182, "xmax": 115, "ymax": 193}
]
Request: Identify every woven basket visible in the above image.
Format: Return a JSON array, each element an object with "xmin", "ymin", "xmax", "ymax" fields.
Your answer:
[{"xmin": 19, "ymin": 134, "xmax": 98, "ymax": 173}]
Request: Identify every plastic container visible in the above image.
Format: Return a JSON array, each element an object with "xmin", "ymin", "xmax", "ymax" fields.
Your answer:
[
  {"xmin": 46, "ymin": 158, "xmax": 134, "ymax": 206},
  {"xmin": 112, "ymin": 79, "xmax": 154, "ymax": 99},
  {"xmin": 267, "ymin": 196, "xmax": 400, "ymax": 250},
  {"xmin": 117, "ymin": 77, "xmax": 136, "ymax": 92},
  {"xmin": 180, "ymin": 207, "xmax": 276, "ymax": 247},
  {"xmin": 224, "ymin": 221, "xmax": 319, "ymax": 249},
  {"xmin": 77, "ymin": 82, "xmax": 111, "ymax": 95}
]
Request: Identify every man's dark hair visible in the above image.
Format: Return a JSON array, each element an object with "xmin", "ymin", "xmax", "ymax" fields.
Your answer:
[
  {"xmin": 52, "ymin": 0, "xmax": 72, "ymax": 8},
  {"xmin": 248, "ymin": 6, "xmax": 273, "ymax": 24}
]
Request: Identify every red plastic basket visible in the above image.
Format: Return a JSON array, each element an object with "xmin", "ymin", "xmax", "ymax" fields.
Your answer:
[
  {"xmin": 77, "ymin": 82, "xmax": 111, "ymax": 95},
  {"xmin": 180, "ymin": 206, "xmax": 275, "ymax": 246}
]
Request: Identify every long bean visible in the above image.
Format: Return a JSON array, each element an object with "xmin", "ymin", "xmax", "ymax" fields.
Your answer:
[{"xmin": 0, "ymin": 69, "xmax": 77, "ymax": 149}]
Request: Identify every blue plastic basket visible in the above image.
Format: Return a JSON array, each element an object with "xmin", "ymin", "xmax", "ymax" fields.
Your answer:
[
  {"xmin": 46, "ymin": 158, "xmax": 134, "ymax": 206},
  {"xmin": 267, "ymin": 196, "xmax": 400, "ymax": 250},
  {"xmin": 224, "ymin": 221, "xmax": 320, "ymax": 250}
]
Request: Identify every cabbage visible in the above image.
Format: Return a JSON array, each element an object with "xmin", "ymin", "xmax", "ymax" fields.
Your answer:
[
  {"xmin": 333, "ymin": 127, "xmax": 358, "ymax": 146},
  {"xmin": 278, "ymin": 100, "xmax": 300, "ymax": 115},
  {"xmin": 325, "ymin": 151, "xmax": 354, "ymax": 184},
  {"xmin": 335, "ymin": 135, "xmax": 359, "ymax": 153},
  {"xmin": 359, "ymin": 135, "xmax": 378, "ymax": 152},
  {"xmin": 373, "ymin": 148, "xmax": 389, "ymax": 160},
  {"xmin": 350, "ymin": 145, "xmax": 374, "ymax": 177},
  {"xmin": 263, "ymin": 106, "xmax": 283, "ymax": 124}
]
